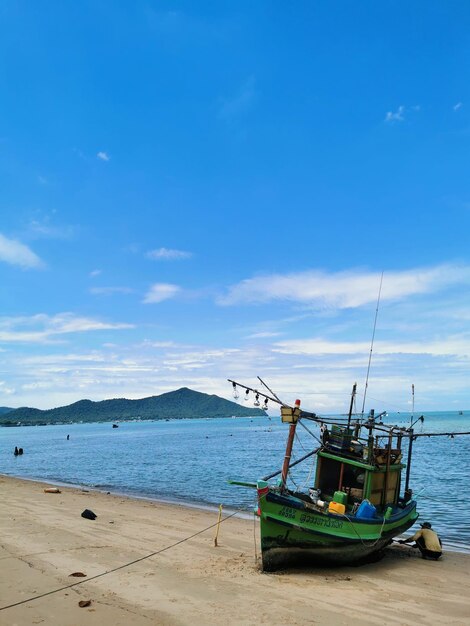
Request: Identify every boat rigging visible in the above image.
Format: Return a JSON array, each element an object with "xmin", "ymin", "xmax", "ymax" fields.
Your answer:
[{"xmin": 227, "ymin": 377, "xmax": 469, "ymax": 571}]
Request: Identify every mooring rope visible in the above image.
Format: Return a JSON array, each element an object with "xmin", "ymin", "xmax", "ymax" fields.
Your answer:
[
  {"xmin": 0, "ymin": 506, "xmax": 248, "ymax": 612},
  {"xmin": 338, "ymin": 511, "xmax": 389, "ymax": 547}
]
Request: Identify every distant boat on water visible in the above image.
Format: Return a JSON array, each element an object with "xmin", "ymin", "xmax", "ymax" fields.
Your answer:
[{"xmin": 112, "ymin": 423, "xmax": 119, "ymax": 428}]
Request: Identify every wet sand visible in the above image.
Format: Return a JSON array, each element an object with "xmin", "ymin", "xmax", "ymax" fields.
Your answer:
[{"xmin": 0, "ymin": 474, "xmax": 469, "ymax": 625}]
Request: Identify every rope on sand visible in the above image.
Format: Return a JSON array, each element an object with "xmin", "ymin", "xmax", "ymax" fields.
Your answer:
[{"xmin": 0, "ymin": 507, "xmax": 246, "ymax": 612}]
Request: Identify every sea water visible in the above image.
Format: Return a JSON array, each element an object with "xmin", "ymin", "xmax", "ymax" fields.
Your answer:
[{"xmin": 0, "ymin": 411, "xmax": 469, "ymax": 552}]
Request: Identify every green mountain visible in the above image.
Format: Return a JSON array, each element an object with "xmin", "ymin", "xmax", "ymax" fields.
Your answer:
[
  {"xmin": 0, "ymin": 407, "xmax": 14, "ymax": 415},
  {"xmin": 0, "ymin": 387, "xmax": 266, "ymax": 426}
]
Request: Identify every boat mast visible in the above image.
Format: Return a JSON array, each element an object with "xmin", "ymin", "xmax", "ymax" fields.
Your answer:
[
  {"xmin": 404, "ymin": 428, "xmax": 414, "ymax": 499},
  {"xmin": 382, "ymin": 431, "xmax": 393, "ymax": 508},
  {"xmin": 347, "ymin": 382, "xmax": 357, "ymax": 430},
  {"xmin": 404, "ymin": 387, "xmax": 422, "ymax": 500},
  {"xmin": 280, "ymin": 399, "xmax": 301, "ymax": 490}
]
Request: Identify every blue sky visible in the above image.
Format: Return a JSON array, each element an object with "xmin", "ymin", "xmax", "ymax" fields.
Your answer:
[{"xmin": 1, "ymin": 1, "xmax": 470, "ymax": 412}]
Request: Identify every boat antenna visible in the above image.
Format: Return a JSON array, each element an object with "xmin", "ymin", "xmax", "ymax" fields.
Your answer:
[
  {"xmin": 361, "ymin": 271, "xmax": 384, "ymax": 416},
  {"xmin": 257, "ymin": 376, "xmax": 282, "ymax": 404},
  {"xmin": 411, "ymin": 383, "xmax": 415, "ymax": 427}
]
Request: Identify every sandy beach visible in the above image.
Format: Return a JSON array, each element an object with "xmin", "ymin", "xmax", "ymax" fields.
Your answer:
[{"xmin": 0, "ymin": 475, "xmax": 469, "ymax": 626}]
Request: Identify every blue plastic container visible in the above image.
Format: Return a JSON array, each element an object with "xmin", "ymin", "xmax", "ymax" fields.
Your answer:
[{"xmin": 356, "ymin": 500, "xmax": 377, "ymax": 519}]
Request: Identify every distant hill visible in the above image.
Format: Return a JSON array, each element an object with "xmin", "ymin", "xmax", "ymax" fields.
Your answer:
[
  {"xmin": 0, "ymin": 407, "xmax": 14, "ymax": 415},
  {"xmin": 0, "ymin": 387, "xmax": 266, "ymax": 426}
]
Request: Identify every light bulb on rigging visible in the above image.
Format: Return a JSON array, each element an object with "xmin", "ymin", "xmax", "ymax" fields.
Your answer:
[{"xmin": 232, "ymin": 382, "xmax": 239, "ymax": 400}]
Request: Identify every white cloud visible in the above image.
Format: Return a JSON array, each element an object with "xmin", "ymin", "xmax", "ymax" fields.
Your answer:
[
  {"xmin": 90, "ymin": 287, "xmax": 134, "ymax": 296},
  {"xmin": 73, "ymin": 147, "xmax": 86, "ymax": 159},
  {"xmin": 218, "ymin": 264, "xmax": 470, "ymax": 308},
  {"xmin": 273, "ymin": 337, "xmax": 470, "ymax": 358},
  {"xmin": 2, "ymin": 326, "xmax": 470, "ymax": 410},
  {"xmin": 0, "ymin": 313, "xmax": 134, "ymax": 343},
  {"xmin": 162, "ymin": 348, "xmax": 240, "ymax": 370},
  {"xmin": 90, "ymin": 269, "xmax": 102, "ymax": 277},
  {"xmin": 142, "ymin": 341, "xmax": 178, "ymax": 348},
  {"xmin": 143, "ymin": 283, "xmax": 181, "ymax": 304},
  {"xmin": 218, "ymin": 76, "xmax": 256, "ymax": 121},
  {"xmin": 97, "ymin": 151, "xmax": 110, "ymax": 161},
  {"xmin": 28, "ymin": 219, "xmax": 74, "ymax": 240},
  {"xmin": 0, "ymin": 380, "xmax": 15, "ymax": 395},
  {"xmin": 21, "ymin": 352, "xmax": 108, "ymax": 365},
  {"xmin": 453, "ymin": 102, "xmax": 463, "ymax": 111},
  {"xmin": 0, "ymin": 232, "xmax": 44, "ymax": 269},
  {"xmin": 273, "ymin": 338, "xmax": 371, "ymax": 356},
  {"xmin": 385, "ymin": 105, "xmax": 405, "ymax": 122},
  {"xmin": 146, "ymin": 247, "xmax": 192, "ymax": 261}
]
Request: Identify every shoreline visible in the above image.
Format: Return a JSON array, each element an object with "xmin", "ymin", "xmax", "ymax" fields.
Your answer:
[
  {"xmin": 0, "ymin": 414, "xmax": 267, "ymax": 428},
  {"xmin": 2, "ymin": 470, "xmax": 469, "ymax": 554},
  {"xmin": 0, "ymin": 470, "xmax": 255, "ymax": 520},
  {"xmin": 1, "ymin": 475, "xmax": 470, "ymax": 625}
]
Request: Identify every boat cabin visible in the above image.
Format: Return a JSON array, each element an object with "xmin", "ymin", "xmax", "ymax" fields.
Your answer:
[{"xmin": 314, "ymin": 424, "xmax": 404, "ymax": 511}]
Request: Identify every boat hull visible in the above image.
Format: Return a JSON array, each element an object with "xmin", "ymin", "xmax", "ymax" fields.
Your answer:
[{"xmin": 259, "ymin": 489, "xmax": 418, "ymax": 570}]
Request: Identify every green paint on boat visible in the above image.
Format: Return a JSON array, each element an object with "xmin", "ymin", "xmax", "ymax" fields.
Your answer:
[{"xmin": 228, "ymin": 380, "xmax": 421, "ymax": 571}]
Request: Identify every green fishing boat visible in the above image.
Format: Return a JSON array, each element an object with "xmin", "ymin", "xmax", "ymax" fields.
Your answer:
[{"xmin": 229, "ymin": 379, "xmax": 420, "ymax": 571}]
